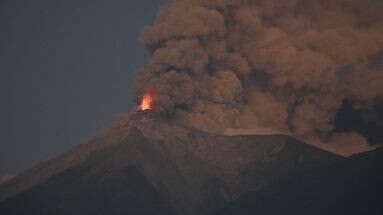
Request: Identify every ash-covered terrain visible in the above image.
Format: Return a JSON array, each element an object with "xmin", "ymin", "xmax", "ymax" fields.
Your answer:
[{"xmin": 0, "ymin": 112, "xmax": 382, "ymax": 215}]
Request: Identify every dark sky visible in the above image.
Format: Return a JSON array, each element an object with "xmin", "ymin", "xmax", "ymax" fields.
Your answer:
[{"xmin": 0, "ymin": 0, "xmax": 167, "ymax": 175}]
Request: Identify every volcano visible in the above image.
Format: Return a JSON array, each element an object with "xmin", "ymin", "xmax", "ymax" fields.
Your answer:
[{"xmin": 0, "ymin": 111, "xmax": 382, "ymax": 215}]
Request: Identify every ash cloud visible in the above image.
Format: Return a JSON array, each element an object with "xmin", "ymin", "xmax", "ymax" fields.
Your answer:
[{"xmin": 134, "ymin": 0, "xmax": 383, "ymax": 155}]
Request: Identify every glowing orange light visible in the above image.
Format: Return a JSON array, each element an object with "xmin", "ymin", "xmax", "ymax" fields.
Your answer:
[{"xmin": 139, "ymin": 92, "xmax": 153, "ymax": 111}]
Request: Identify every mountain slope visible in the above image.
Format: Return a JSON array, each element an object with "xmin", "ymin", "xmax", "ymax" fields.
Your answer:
[
  {"xmin": 215, "ymin": 148, "xmax": 383, "ymax": 215},
  {"xmin": 0, "ymin": 129, "xmax": 177, "ymax": 215},
  {"xmin": 0, "ymin": 112, "xmax": 376, "ymax": 215}
]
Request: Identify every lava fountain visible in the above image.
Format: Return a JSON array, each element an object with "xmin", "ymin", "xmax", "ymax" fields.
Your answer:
[{"xmin": 138, "ymin": 92, "xmax": 153, "ymax": 111}]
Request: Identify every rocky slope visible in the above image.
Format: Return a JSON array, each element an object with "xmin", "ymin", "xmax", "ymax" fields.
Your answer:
[
  {"xmin": 216, "ymin": 147, "xmax": 383, "ymax": 215},
  {"xmin": 0, "ymin": 111, "xmax": 381, "ymax": 215}
]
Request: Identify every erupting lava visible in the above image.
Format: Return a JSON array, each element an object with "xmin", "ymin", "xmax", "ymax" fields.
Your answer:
[{"xmin": 138, "ymin": 92, "xmax": 153, "ymax": 111}]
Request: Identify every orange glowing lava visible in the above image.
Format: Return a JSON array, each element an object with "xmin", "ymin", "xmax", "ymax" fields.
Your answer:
[{"xmin": 139, "ymin": 93, "xmax": 153, "ymax": 111}]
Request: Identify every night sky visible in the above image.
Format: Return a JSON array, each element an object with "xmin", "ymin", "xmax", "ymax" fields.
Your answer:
[{"xmin": 0, "ymin": 0, "xmax": 167, "ymax": 175}]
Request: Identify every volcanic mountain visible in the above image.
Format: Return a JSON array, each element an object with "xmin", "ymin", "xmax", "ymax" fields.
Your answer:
[{"xmin": 0, "ymin": 111, "xmax": 382, "ymax": 215}]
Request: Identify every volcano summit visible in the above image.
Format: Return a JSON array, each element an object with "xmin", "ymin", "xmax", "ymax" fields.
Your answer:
[{"xmin": 0, "ymin": 111, "xmax": 382, "ymax": 215}]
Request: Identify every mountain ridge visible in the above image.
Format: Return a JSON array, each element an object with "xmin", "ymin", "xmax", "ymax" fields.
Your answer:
[{"xmin": 0, "ymin": 112, "xmax": 379, "ymax": 215}]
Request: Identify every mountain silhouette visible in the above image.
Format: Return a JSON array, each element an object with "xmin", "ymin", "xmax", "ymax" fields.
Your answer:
[{"xmin": 0, "ymin": 112, "xmax": 381, "ymax": 215}]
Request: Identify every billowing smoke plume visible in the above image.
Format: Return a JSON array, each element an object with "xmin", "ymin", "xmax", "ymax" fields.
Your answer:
[{"xmin": 134, "ymin": 0, "xmax": 383, "ymax": 155}]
